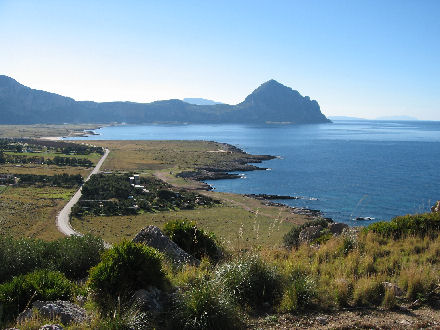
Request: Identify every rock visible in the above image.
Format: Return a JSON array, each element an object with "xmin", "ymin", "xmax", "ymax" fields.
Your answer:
[
  {"xmin": 431, "ymin": 201, "xmax": 440, "ymax": 213},
  {"xmin": 39, "ymin": 325, "xmax": 64, "ymax": 330},
  {"xmin": 18, "ymin": 301, "xmax": 87, "ymax": 325},
  {"xmin": 75, "ymin": 295, "xmax": 86, "ymax": 307},
  {"xmin": 316, "ymin": 316, "xmax": 328, "ymax": 325},
  {"xmin": 382, "ymin": 282, "xmax": 403, "ymax": 297},
  {"xmin": 329, "ymin": 223, "xmax": 349, "ymax": 235},
  {"xmin": 299, "ymin": 225, "xmax": 324, "ymax": 242},
  {"xmin": 133, "ymin": 225, "xmax": 200, "ymax": 266},
  {"xmin": 132, "ymin": 287, "xmax": 164, "ymax": 313}
]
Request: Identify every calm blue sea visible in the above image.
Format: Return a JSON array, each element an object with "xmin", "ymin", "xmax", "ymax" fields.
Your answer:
[{"xmin": 67, "ymin": 120, "xmax": 440, "ymax": 225}]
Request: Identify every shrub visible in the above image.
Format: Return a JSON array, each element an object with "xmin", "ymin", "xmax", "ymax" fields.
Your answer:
[
  {"xmin": 366, "ymin": 212, "xmax": 440, "ymax": 238},
  {"xmin": 334, "ymin": 278, "xmax": 352, "ymax": 307},
  {"xmin": 214, "ymin": 254, "xmax": 281, "ymax": 310},
  {"xmin": 382, "ymin": 287, "xmax": 397, "ymax": 309},
  {"xmin": 278, "ymin": 266, "xmax": 316, "ymax": 313},
  {"xmin": 163, "ymin": 220, "xmax": 221, "ymax": 261},
  {"xmin": 0, "ymin": 270, "xmax": 74, "ymax": 323},
  {"xmin": 399, "ymin": 266, "xmax": 436, "ymax": 301},
  {"xmin": 87, "ymin": 241, "xmax": 166, "ymax": 310},
  {"xmin": 172, "ymin": 281, "xmax": 241, "ymax": 330},
  {"xmin": 282, "ymin": 225, "xmax": 302, "ymax": 248},
  {"xmin": 52, "ymin": 234, "xmax": 105, "ymax": 279},
  {"xmin": 0, "ymin": 235, "xmax": 104, "ymax": 283},
  {"xmin": 353, "ymin": 277, "xmax": 384, "ymax": 306}
]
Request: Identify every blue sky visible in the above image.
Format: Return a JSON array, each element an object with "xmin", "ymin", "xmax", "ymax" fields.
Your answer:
[{"xmin": 0, "ymin": 0, "xmax": 439, "ymax": 119}]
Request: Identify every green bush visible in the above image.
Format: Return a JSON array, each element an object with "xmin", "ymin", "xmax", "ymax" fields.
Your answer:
[
  {"xmin": 163, "ymin": 220, "xmax": 222, "ymax": 261},
  {"xmin": 0, "ymin": 270, "xmax": 74, "ymax": 323},
  {"xmin": 52, "ymin": 234, "xmax": 105, "ymax": 279},
  {"xmin": 283, "ymin": 218, "xmax": 330, "ymax": 248},
  {"xmin": 87, "ymin": 241, "xmax": 166, "ymax": 310},
  {"xmin": 278, "ymin": 266, "xmax": 316, "ymax": 312},
  {"xmin": 366, "ymin": 212, "xmax": 440, "ymax": 238},
  {"xmin": 172, "ymin": 281, "xmax": 241, "ymax": 330},
  {"xmin": 214, "ymin": 254, "xmax": 281, "ymax": 311},
  {"xmin": 0, "ymin": 235, "xmax": 104, "ymax": 283}
]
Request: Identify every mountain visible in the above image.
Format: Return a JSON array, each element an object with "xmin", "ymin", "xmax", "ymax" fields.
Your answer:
[
  {"xmin": 0, "ymin": 76, "xmax": 331, "ymax": 124},
  {"xmin": 375, "ymin": 115, "xmax": 418, "ymax": 121},
  {"xmin": 183, "ymin": 98, "xmax": 224, "ymax": 105}
]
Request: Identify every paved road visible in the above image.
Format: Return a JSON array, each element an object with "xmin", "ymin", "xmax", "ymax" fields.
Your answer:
[{"xmin": 56, "ymin": 148, "xmax": 110, "ymax": 237}]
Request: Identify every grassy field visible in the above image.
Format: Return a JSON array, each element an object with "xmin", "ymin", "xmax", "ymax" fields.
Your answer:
[
  {"xmin": 69, "ymin": 140, "xmax": 311, "ymax": 248},
  {"xmin": 0, "ymin": 163, "xmax": 94, "ymax": 177},
  {"xmin": 0, "ymin": 186, "xmax": 76, "ymax": 240},
  {"xmin": 72, "ymin": 191, "xmax": 310, "ymax": 248},
  {"xmin": 4, "ymin": 151, "xmax": 101, "ymax": 162},
  {"xmin": 84, "ymin": 140, "xmax": 268, "ymax": 172},
  {"xmin": 0, "ymin": 124, "xmax": 102, "ymax": 138}
]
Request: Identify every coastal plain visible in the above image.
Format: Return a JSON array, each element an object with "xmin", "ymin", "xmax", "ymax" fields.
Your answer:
[
  {"xmin": 71, "ymin": 140, "xmax": 311, "ymax": 248},
  {"xmin": 0, "ymin": 130, "xmax": 312, "ymax": 248}
]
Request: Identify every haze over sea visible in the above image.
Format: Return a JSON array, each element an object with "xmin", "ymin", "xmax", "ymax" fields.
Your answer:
[{"xmin": 69, "ymin": 120, "xmax": 440, "ymax": 225}]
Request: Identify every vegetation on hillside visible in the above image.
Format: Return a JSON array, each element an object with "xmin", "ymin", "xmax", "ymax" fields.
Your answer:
[
  {"xmin": 1, "ymin": 213, "xmax": 440, "ymax": 328},
  {"xmin": 163, "ymin": 220, "xmax": 222, "ymax": 261}
]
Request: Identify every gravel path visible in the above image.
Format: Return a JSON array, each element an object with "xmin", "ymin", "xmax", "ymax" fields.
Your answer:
[{"xmin": 56, "ymin": 148, "xmax": 109, "ymax": 237}]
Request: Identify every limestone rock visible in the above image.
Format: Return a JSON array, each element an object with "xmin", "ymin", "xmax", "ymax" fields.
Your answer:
[
  {"xmin": 133, "ymin": 225, "xmax": 199, "ymax": 265},
  {"xmin": 382, "ymin": 282, "xmax": 403, "ymax": 297},
  {"xmin": 431, "ymin": 201, "xmax": 440, "ymax": 213},
  {"xmin": 299, "ymin": 225, "xmax": 324, "ymax": 242},
  {"xmin": 18, "ymin": 301, "xmax": 87, "ymax": 325},
  {"xmin": 329, "ymin": 223, "xmax": 349, "ymax": 235},
  {"xmin": 132, "ymin": 287, "xmax": 164, "ymax": 313},
  {"xmin": 39, "ymin": 325, "xmax": 64, "ymax": 330}
]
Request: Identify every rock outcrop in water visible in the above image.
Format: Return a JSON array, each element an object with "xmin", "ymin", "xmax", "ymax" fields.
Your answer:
[{"xmin": 0, "ymin": 75, "xmax": 331, "ymax": 124}]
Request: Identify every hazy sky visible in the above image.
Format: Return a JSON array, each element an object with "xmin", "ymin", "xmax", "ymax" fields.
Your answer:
[{"xmin": 1, "ymin": 0, "xmax": 439, "ymax": 119}]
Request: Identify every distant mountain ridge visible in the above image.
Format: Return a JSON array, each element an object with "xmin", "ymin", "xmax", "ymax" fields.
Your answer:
[
  {"xmin": 0, "ymin": 76, "xmax": 330, "ymax": 124},
  {"xmin": 183, "ymin": 98, "xmax": 224, "ymax": 105},
  {"xmin": 375, "ymin": 115, "xmax": 418, "ymax": 121}
]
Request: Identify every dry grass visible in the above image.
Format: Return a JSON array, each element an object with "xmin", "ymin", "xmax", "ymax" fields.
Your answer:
[
  {"xmin": 263, "ymin": 231, "xmax": 440, "ymax": 310},
  {"xmin": 0, "ymin": 186, "xmax": 76, "ymax": 240},
  {"xmin": 82, "ymin": 140, "xmax": 264, "ymax": 172},
  {"xmin": 0, "ymin": 164, "xmax": 94, "ymax": 177},
  {"xmin": 0, "ymin": 124, "xmax": 102, "ymax": 138},
  {"xmin": 71, "ymin": 194, "xmax": 308, "ymax": 248}
]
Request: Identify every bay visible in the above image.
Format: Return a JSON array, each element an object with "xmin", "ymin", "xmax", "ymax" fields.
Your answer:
[{"xmin": 67, "ymin": 120, "xmax": 440, "ymax": 225}]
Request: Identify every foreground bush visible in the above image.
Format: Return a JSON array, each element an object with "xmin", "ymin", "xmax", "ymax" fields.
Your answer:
[
  {"xmin": 163, "ymin": 220, "xmax": 222, "ymax": 261},
  {"xmin": 0, "ymin": 234, "xmax": 104, "ymax": 283},
  {"xmin": 0, "ymin": 270, "xmax": 74, "ymax": 323},
  {"xmin": 87, "ymin": 241, "xmax": 166, "ymax": 310},
  {"xmin": 366, "ymin": 212, "xmax": 440, "ymax": 238},
  {"xmin": 172, "ymin": 281, "xmax": 241, "ymax": 330},
  {"xmin": 278, "ymin": 265, "xmax": 316, "ymax": 312},
  {"xmin": 214, "ymin": 254, "xmax": 281, "ymax": 311}
]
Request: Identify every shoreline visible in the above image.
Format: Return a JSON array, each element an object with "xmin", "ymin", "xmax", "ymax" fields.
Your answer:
[
  {"xmin": 36, "ymin": 129, "xmax": 329, "ymax": 224},
  {"xmin": 169, "ymin": 142, "xmax": 327, "ymax": 221}
]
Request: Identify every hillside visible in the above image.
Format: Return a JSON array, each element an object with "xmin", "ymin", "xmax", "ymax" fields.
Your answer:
[{"xmin": 0, "ymin": 76, "xmax": 330, "ymax": 124}]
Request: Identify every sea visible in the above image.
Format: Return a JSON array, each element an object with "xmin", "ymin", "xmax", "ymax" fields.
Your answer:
[{"xmin": 67, "ymin": 120, "xmax": 440, "ymax": 226}]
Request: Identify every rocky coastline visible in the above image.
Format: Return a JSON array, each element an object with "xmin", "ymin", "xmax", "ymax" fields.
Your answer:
[
  {"xmin": 177, "ymin": 143, "xmax": 275, "ymax": 181},
  {"xmin": 175, "ymin": 143, "xmax": 328, "ymax": 221}
]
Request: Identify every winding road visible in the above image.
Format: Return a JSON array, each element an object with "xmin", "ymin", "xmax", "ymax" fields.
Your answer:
[{"xmin": 56, "ymin": 148, "xmax": 110, "ymax": 237}]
